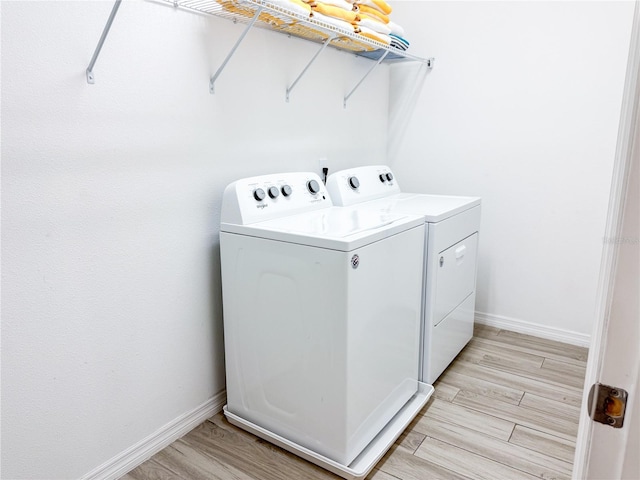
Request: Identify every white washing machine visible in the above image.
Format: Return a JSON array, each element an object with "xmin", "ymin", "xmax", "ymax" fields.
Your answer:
[
  {"xmin": 219, "ymin": 172, "xmax": 434, "ymax": 479},
  {"xmin": 326, "ymin": 166, "xmax": 481, "ymax": 384}
]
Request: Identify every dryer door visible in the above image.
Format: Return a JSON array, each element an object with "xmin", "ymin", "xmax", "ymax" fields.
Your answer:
[{"xmin": 433, "ymin": 233, "xmax": 479, "ymax": 326}]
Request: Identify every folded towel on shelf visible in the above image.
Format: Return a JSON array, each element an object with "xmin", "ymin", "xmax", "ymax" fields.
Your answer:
[
  {"xmin": 389, "ymin": 33, "xmax": 409, "ymax": 50},
  {"xmin": 356, "ymin": 4, "xmax": 389, "ymax": 23},
  {"xmin": 357, "ymin": 0, "xmax": 391, "ymax": 15},
  {"xmin": 278, "ymin": 21, "xmax": 330, "ymax": 42},
  {"xmin": 269, "ymin": 0, "xmax": 312, "ymax": 16},
  {"xmin": 357, "ymin": 24, "xmax": 391, "ymax": 44},
  {"xmin": 311, "ymin": 10, "xmax": 356, "ymax": 31},
  {"xmin": 217, "ymin": 0, "xmax": 285, "ymax": 26},
  {"xmin": 358, "ymin": 15, "xmax": 392, "ymax": 35},
  {"xmin": 387, "ymin": 20, "xmax": 405, "ymax": 37},
  {"xmin": 306, "ymin": 0, "xmax": 353, "ymax": 10},
  {"xmin": 312, "ymin": 2, "xmax": 358, "ymax": 23},
  {"xmin": 332, "ymin": 35, "xmax": 377, "ymax": 51}
]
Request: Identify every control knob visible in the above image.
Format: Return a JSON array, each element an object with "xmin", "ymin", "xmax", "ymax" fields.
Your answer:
[
  {"xmin": 281, "ymin": 185, "xmax": 292, "ymax": 197},
  {"xmin": 253, "ymin": 188, "xmax": 266, "ymax": 201},
  {"xmin": 379, "ymin": 174, "xmax": 386, "ymax": 183},
  {"xmin": 386, "ymin": 172, "xmax": 394, "ymax": 182},
  {"xmin": 268, "ymin": 186, "xmax": 280, "ymax": 199},
  {"xmin": 348, "ymin": 176, "xmax": 360, "ymax": 190},
  {"xmin": 307, "ymin": 179, "xmax": 320, "ymax": 195}
]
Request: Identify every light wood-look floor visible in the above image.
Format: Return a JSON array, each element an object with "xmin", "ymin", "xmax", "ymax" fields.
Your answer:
[{"xmin": 122, "ymin": 325, "xmax": 588, "ymax": 480}]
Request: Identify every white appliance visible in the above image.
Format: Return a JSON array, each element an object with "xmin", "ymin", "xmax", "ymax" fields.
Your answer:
[
  {"xmin": 326, "ymin": 166, "xmax": 481, "ymax": 384},
  {"xmin": 219, "ymin": 172, "xmax": 434, "ymax": 479}
]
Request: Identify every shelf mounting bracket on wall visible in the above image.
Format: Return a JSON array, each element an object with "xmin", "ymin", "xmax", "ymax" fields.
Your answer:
[
  {"xmin": 343, "ymin": 49, "xmax": 388, "ymax": 108},
  {"xmin": 286, "ymin": 34, "xmax": 336, "ymax": 102},
  {"xmin": 86, "ymin": 0, "xmax": 122, "ymax": 84},
  {"xmin": 210, "ymin": 7, "xmax": 263, "ymax": 94}
]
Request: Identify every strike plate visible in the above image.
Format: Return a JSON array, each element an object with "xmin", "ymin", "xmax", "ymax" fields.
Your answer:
[{"xmin": 588, "ymin": 383, "xmax": 628, "ymax": 428}]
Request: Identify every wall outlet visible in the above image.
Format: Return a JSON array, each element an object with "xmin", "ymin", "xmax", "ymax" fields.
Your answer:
[{"xmin": 318, "ymin": 157, "xmax": 329, "ymax": 183}]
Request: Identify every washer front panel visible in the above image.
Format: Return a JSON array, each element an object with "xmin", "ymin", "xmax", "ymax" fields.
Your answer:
[{"xmin": 221, "ymin": 223, "xmax": 424, "ymax": 465}]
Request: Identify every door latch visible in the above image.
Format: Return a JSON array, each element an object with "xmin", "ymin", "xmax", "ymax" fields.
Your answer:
[{"xmin": 588, "ymin": 383, "xmax": 628, "ymax": 428}]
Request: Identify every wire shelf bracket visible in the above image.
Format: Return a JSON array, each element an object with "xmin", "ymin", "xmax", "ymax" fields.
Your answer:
[
  {"xmin": 86, "ymin": 0, "xmax": 123, "ymax": 84},
  {"xmin": 343, "ymin": 49, "xmax": 388, "ymax": 108},
  {"xmin": 344, "ymin": 54, "xmax": 435, "ymax": 108},
  {"xmin": 286, "ymin": 34, "xmax": 336, "ymax": 102},
  {"xmin": 210, "ymin": 6, "xmax": 263, "ymax": 94}
]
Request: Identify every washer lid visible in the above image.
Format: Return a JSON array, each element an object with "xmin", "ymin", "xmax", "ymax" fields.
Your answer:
[
  {"xmin": 365, "ymin": 194, "xmax": 481, "ymax": 223},
  {"xmin": 221, "ymin": 206, "xmax": 424, "ymax": 251}
]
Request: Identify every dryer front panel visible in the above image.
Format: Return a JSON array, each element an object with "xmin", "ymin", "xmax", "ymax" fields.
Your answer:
[{"xmin": 433, "ymin": 233, "xmax": 479, "ymax": 326}]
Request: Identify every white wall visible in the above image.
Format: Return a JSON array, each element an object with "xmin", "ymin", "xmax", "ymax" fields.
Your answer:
[
  {"xmin": 2, "ymin": 1, "xmax": 635, "ymax": 478},
  {"xmin": 0, "ymin": 1, "xmax": 389, "ymax": 478},
  {"xmin": 389, "ymin": 0, "xmax": 635, "ymax": 341}
]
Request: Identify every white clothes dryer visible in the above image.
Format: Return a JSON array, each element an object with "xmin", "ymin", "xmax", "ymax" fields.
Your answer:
[
  {"xmin": 219, "ymin": 172, "xmax": 433, "ymax": 479},
  {"xmin": 326, "ymin": 166, "xmax": 481, "ymax": 384}
]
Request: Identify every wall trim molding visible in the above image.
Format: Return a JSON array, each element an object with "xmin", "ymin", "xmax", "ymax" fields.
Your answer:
[
  {"xmin": 475, "ymin": 311, "xmax": 591, "ymax": 348},
  {"xmin": 82, "ymin": 390, "xmax": 227, "ymax": 480}
]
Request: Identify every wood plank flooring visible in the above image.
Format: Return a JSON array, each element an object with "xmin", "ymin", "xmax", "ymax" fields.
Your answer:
[{"xmin": 122, "ymin": 325, "xmax": 588, "ymax": 480}]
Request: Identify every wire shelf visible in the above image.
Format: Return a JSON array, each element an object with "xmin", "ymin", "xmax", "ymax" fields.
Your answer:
[
  {"xmin": 86, "ymin": 0, "xmax": 433, "ymax": 104},
  {"xmin": 161, "ymin": 0, "xmax": 431, "ymax": 64}
]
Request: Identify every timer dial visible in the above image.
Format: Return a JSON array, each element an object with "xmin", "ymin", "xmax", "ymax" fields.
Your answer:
[
  {"xmin": 253, "ymin": 188, "xmax": 266, "ymax": 201},
  {"xmin": 307, "ymin": 179, "xmax": 320, "ymax": 194},
  {"xmin": 268, "ymin": 186, "xmax": 280, "ymax": 199}
]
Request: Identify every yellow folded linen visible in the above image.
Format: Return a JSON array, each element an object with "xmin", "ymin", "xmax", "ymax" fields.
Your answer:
[
  {"xmin": 278, "ymin": 21, "xmax": 330, "ymax": 42},
  {"xmin": 308, "ymin": 0, "xmax": 354, "ymax": 10},
  {"xmin": 357, "ymin": 24, "xmax": 390, "ymax": 44},
  {"xmin": 332, "ymin": 34, "xmax": 376, "ymax": 51},
  {"xmin": 357, "ymin": 5, "xmax": 389, "ymax": 23},
  {"xmin": 357, "ymin": 0, "xmax": 391, "ymax": 15},
  {"xmin": 288, "ymin": 0, "xmax": 312, "ymax": 14},
  {"xmin": 217, "ymin": 0, "xmax": 284, "ymax": 26},
  {"xmin": 312, "ymin": 2, "xmax": 358, "ymax": 23}
]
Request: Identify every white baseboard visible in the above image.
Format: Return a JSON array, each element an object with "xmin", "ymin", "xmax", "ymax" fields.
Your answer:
[
  {"xmin": 82, "ymin": 390, "xmax": 227, "ymax": 480},
  {"xmin": 475, "ymin": 311, "xmax": 591, "ymax": 348}
]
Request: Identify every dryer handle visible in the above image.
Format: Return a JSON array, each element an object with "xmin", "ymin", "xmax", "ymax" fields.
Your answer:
[{"xmin": 455, "ymin": 245, "xmax": 467, "ymax": 265}]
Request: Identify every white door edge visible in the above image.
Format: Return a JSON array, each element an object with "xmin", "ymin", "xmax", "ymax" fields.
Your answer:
[{"xmin": 572, "ymin": 2, "xmax": 640, "ymax": 478}]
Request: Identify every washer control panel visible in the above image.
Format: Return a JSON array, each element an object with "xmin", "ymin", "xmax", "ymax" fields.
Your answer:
[
  {"xmin": 222, "ymin": 172, "xmax": 332, "ymax": 225},
  {"xmin": 325, "ymin": 165, "xmax": 401, "ymax": 206},
  {"xmin": 379, "ymin": 172, "xmax": 394, "ymax": 183}
]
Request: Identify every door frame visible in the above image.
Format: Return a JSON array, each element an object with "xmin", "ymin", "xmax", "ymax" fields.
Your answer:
[{"xmin": 572, "ymin": 1, "xmax": 640, "ymax": 478}]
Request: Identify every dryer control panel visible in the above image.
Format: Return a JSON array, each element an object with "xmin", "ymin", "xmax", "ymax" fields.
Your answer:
[
  {"xmin": 326, "ymin": 165, "xmax": 401, "ymax": 206},
  {"xmin": 221, "ymin": 172, "xmax": 332, "ymax": 225}
]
